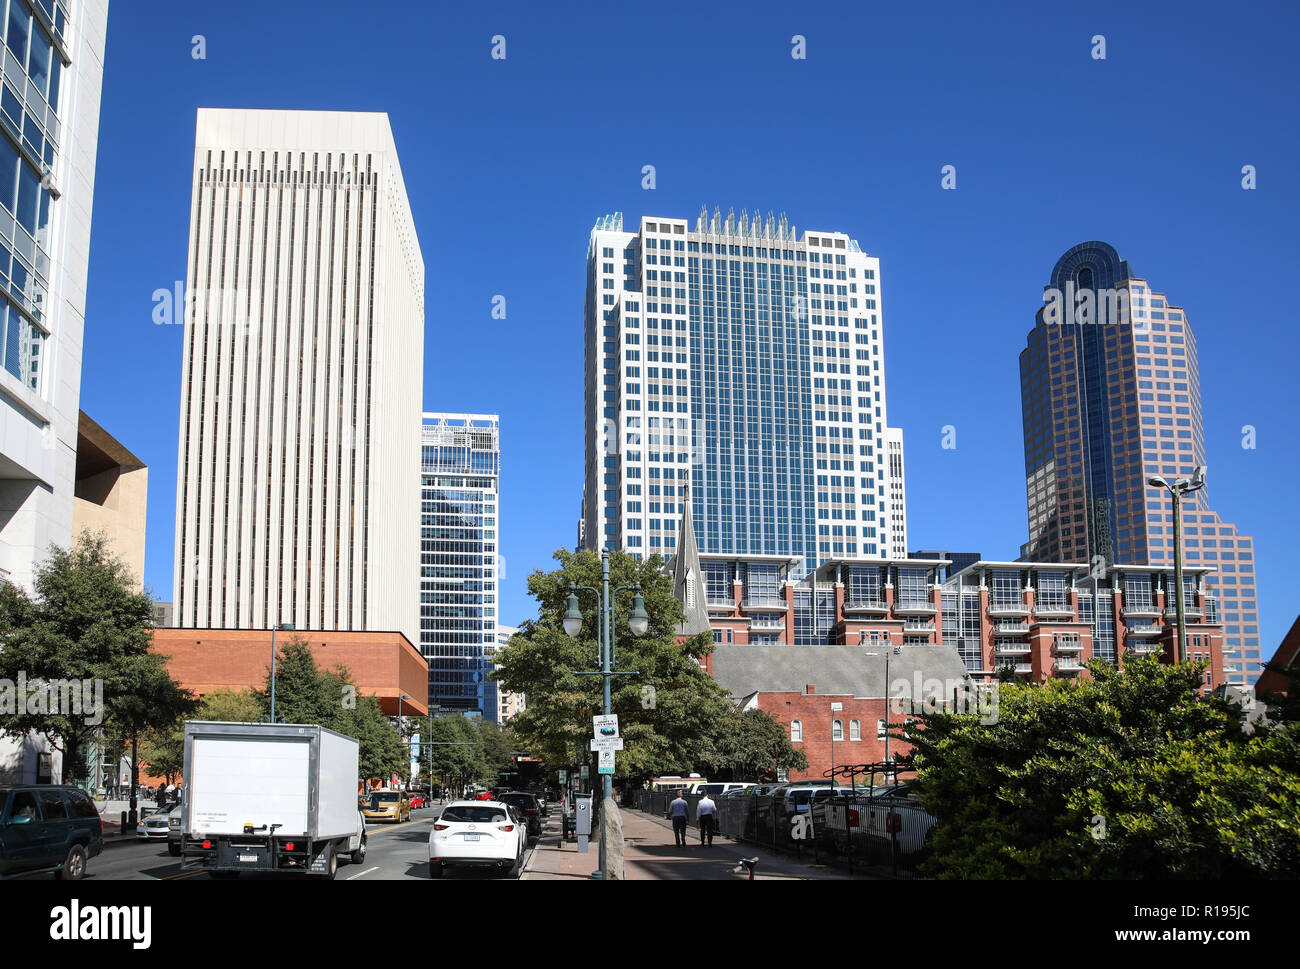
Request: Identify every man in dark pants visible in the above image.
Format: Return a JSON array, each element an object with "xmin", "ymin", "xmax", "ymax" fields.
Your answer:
[
  {"xmin": 669, "ymin": 790, "xmax": 689, "ymax": 846},
  {"xmin": 697, "ymin": 791, "xmax": 717, "ymax": 846}
]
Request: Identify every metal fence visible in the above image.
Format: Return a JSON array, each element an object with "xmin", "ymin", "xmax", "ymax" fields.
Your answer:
[{"xmin": 632, "ymin": 789, "xmax": 934, "ymax": 878}]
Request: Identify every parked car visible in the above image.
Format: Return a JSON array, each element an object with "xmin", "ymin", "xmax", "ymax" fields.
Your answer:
[
  {"xmin": 362, "ymin": 790, "xmax": 411, "ymax": 823},
  {"xmin": 527, "ymin": 789, "xmax": 550, "ymax": 817},
  {"xmin": 495, "ymin": 792, "xmax": 542, "ymax": 841},
  {"xmin": 694, "ymin": 782, "xmax": 755, "ymax": 798},
  {"xmin": 428, "ymin": 801, "xmax": 525, "ymax": 878},
  {"xmin": 166, "ymin": 803, "xmax": 184, "ymax": 856},
  {"xmin": 474, "ymin": 790, "xmax": 496, "ymax": 801},
  {"xmin": 406, "ymin": 792, "xmax": 426, "ymax": 810},
  {"xmin": 0, "ymin": 785, "xmax": 104, "ymax": 880}
]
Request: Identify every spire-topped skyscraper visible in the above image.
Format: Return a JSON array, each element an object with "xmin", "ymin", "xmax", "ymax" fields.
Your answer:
[
  {"xmin": 1019, "ymin": 242, "xmax": 1261, "ymax": 685},
  {"xmin": 670, "ymin": 480, "xmax": 711, "ymax": 639}
]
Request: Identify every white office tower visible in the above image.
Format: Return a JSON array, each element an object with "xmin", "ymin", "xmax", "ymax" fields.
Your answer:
[
  {"xmin": 174, "ymin": 109, "xmax": 423, "ymax": 645},
  {"xmin": 0, "ymin": 0, "xmax": 107, "ymax": 592},
  {"xmin": 582, "ymin": 209, "xmax": 907, "ymax": 574}
]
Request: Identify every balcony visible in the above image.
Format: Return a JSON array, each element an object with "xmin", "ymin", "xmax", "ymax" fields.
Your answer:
[
  {"xmin": 893, "ymin": 600, "xmax": 938, "ymax": 616},
  {"xmin": 1053, "ymin": 659, "xmax": 1084, "ymax": 674},
  {"xmin": 844, "ymin": 599, "xmax": 890, "ymax": 614},
  {"xmin": 1121, "ymin": 604, "xmax": 1161, "ymax": 619},
  {"xmin": 994, "ymin": 622, "xmax": 1031, "ymax": 635},
  {"xmin": 1053, "ymin": 639, "xmax": 1084, "ymax": 654},
  {"xmin": 706, "ymin": 596, "xmax": 736, "ymax": 609},
  {"xmin": 748, "ymin": 616, "xmax": 785, "ymax": 631},
  {"xmin": 1164, "ymin": 606, "xmax": 1203, "ymax": 619},
  {"xmin": 988, "ymin": 602, "xmax": 1030, "ymax": 618},
  {"xmin": 994, "ymin": 641, "xmax": 1032, "ymax": 657},
  {"xmin": 1126, "ymin": 624, "xmax": 1163, "ymax": 636},
  {"xmin": 997, "ymin": 662, "xmax": 1034, "ymax": 675},
  {"xmin": 1127, "ymin": 641, "xmax": 1160, "ymax": 655},
  {"xmin": 902, "ymin": 619, "xmax": 936, "ymax": 631},
  {"xmin": 740, "ymin": 598, "xmax": 787, "ymax": 613},
  {"xmin": 1034, "ymin": 602, "xmax": 1074, "ymax": 618}
]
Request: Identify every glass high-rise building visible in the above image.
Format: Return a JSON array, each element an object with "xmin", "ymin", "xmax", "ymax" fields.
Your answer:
[
  {"xmin": 420, "ymin": 413, "xmax": 499, "ymax": 714},
  {"xmin": 1019, "ymin": 241, "xmax": 1261, "ymax": 685},
  {"xmin": 0, "ymin": 0, "xmax": 108, "ymax": 784},
  {"xmin": 582, "ymin": 209, "xmax": 907, "ymax": 578},
  {"xmin": 173, "ymin": 109, "xmax": 424, "ymax": 646}
]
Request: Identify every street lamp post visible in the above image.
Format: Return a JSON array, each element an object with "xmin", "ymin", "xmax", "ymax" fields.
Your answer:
[
  {"xmin": 862, "ymin": 641, "xmax": 903, "ymax": 786},
  {"xmin": 563, "ymin": 549, "xmax": 649, "ymax": 880},
  {"xmin": 1148, "ymin": 466, "xmax": 1206, "ymax": 664},
  {"xmin": 269, "ymin": 622, "xmax": 294, "ymax": 723},
  {"xmin": 398, "ymin": 694, "xmax": 410, "ymax": 788}
]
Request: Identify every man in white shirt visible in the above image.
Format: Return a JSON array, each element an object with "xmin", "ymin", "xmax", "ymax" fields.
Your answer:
[{"xmin": 696, "ymin": 792, "xmax": 717, "ymax": 847}]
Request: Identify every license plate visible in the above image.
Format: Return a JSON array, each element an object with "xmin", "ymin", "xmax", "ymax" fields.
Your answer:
[
  {"xmin": 463, "ymin": 834, "xmax": 480, "ymax": 842},
  {"xmin": 238, "ymin": 854, "xmax": 258, "ymax": 862}
]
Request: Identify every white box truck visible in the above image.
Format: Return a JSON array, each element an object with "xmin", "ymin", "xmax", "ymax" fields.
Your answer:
[{"xmin": 179, "ymin": 721, "xmax": 367, "ymax": 880}]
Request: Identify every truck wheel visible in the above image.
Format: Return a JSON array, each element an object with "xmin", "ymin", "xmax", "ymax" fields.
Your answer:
[
  {"xmin": 54, "ymin": 844, "xmax": 87, "ymax": 881},
  {"xmin": 351, "ymin": 836, "xmax": 367, "ymax": 865},
  {"xmin": 322, "ymin": 850, "xmax": 338, "ymax": 880}
]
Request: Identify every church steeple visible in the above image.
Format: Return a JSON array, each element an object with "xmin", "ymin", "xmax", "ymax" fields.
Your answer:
[{"xmin": 671, "ymin": 479, "xmax": 712, "ymax": 638}]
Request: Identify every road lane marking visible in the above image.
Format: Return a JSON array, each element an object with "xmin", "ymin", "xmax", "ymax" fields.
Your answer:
[{"xmin": 346, "ymin": 866, "xmax": 380, "ymax": 880}]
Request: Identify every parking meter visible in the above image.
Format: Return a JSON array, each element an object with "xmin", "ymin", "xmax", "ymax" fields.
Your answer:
[{"xmin": 575, "ymin": 794, "xmax": 593, "ymax": 853}]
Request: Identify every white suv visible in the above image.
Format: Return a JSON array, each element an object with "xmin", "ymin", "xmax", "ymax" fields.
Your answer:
[{"xmin": 428, "ymin": 801, "xmax": 525, "ymax": 879}]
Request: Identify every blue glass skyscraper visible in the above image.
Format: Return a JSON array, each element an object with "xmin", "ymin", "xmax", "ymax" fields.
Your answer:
[
  {"xmin": 420, "ymin": 413, "xmax": 500, "ymax": 713},
  {"xmin": 582, "ymin": 209, "xmax": 908, "ymax": 576}
]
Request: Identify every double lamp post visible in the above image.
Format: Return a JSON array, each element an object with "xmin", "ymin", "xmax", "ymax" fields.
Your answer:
[{"xmin": 562, "ymin": 549, "xmax": 649, "ymax": 879}]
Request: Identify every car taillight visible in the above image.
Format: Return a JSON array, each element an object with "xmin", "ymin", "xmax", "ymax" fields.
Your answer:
[
  {"xmin": 201, "ymin": 840, "xmax": 212, "ymax": 849},
  {"xmin": 526, "ymin": 808, "xmax": 537, "ymax": 814},
  {"xmin": 500, "ymin": 824, "xmax": 514, "ymax": 832},
  {"xmin": 433, "ymin": 823, "xmax": 449, "ymax": 830},
  {"xmin": 285, "ymin": 842, "xmax": 295, "ymax": 851}
]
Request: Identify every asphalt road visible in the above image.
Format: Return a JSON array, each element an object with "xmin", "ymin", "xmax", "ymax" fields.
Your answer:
[{"xmin": 12, "ymin": 804, "xmax": 543, "ymax": 881}]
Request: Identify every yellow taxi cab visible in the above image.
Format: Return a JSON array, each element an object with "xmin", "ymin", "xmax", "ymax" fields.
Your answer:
[{"xmin": 362, "ymin": 789, "xmax": 411, "ymax": 823}]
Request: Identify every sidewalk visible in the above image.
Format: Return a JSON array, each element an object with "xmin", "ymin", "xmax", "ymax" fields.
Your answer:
[{"xmin": 523, "ymin": 806, "xmax": 863, "ymax": 880}]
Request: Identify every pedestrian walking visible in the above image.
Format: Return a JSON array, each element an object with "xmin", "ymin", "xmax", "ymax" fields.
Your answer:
[
  {"xmin": 697, "ymin": 791, "xmax": 717, "ymax": 846},
  {"xmin": 668, "ymin": 790, "xmax": 689, "ymax": 846}
]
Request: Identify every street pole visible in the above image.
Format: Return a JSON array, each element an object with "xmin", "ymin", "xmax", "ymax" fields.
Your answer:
[
  {"xmin": 270, "ymin": 624, "xmax": 278, "ymax": 724},
  {"xmin": 1171, "ymin": 486, "xmax": 1187, "ymax": 665},
  {"xmin": 600, "ymin": 549, "xmax": 612, "ymax": 880}
]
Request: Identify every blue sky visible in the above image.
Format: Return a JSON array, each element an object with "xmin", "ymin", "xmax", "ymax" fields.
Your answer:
[{"xmin": 83, "ymin": 1, "xmax": 1298, "ymax": 652}]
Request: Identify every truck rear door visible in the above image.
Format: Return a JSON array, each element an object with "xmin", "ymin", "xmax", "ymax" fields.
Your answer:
[{"xmin": 189, "ymin": 735, "xmax": 310, "ymax": 838}]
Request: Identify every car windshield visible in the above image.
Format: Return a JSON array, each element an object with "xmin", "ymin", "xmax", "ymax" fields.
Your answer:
[
  {"xmin": 372, "ymin": 793, "xmax": 400, "ymax": 803},
  {"xmin": 441, "ymin": 807, "xmax": 507, "ymax": 824}
]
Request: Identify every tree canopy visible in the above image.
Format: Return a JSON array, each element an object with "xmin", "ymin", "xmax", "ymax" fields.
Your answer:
[
  {"xmin": 492, "ymin": 549, "xmax": 742, "ymax": 780},
  {"xmin": 901, "ymin": 656, "xmax": 1300, "ymax": 878},
  {"xmin": 0, "ymin": 532, "xmax": 192, "ymax": 786}
]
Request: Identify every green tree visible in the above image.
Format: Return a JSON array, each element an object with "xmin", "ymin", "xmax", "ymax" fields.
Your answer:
[
  {"xmin": 257, "ymin": 638, "xmax": 343, "ymax": 728},
  {"xmin": 492, "ymin": 549, "xmax": 738, "ymax": 781},
  {"xmin": 902, "ymin": 656, "xmax": 1300, "ymax": 878},
  {"xmin": 424, "ymin": 715, "xmax": 478, "ymax": 792},
  {"xmin": 0, "ymin": 533, "xmax": 191, "ymax": 788},
  {"xmin": 196, "ymin": 688, "xmax": 263, "ymax": 724},
  {"xmin": 344, "ymin": 696, "xmax": 406, "ymax": 785},
  {"xmin": 476, "ymin": 719, "xmax": 514, "ymax": 784},
  {"xmin": 715, "ymin": 708, "xmax": 808, "ymax": 781}
]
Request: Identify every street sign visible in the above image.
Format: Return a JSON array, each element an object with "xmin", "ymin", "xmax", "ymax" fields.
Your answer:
[
  {"xmin": 558, "ymin": 770, "xmax": 567, "ymax": 784},
  {"xmin": 589, "ymin": 737, "xmax": 624, "ymax": 751},
  {"xmin": 598, "ymin": 748, "xmax": 615, "ymax": 774},
  {"xmin": 593, "ymin": 714, "xmax": 619, "ymax": 739},
  {"xmin": 830, "ymin": 702, "xmax": 843, "ymax": 712},
  {"xmin": 580, "ymin": 765, "xmax": 589, "ymax": 779}
]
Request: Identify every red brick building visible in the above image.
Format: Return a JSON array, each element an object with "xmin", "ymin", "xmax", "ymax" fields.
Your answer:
[
  {"xmin": 150, "ymin": 628, "xmax": 430, "ymax": 716},
  {"xmin": 1255, "ymin": 614, "xmax": 1299, "ymax": 701}
]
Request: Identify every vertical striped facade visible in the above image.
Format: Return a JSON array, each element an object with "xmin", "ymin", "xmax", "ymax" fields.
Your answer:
[{"xmin": 174, "ymin": 109, "xmax": 423, "ymax": 645}]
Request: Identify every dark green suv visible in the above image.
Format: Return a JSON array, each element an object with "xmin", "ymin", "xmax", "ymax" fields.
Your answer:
[{"xmin": 0, "ymin": 785, "xmax": 104, "ymax": 880}]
